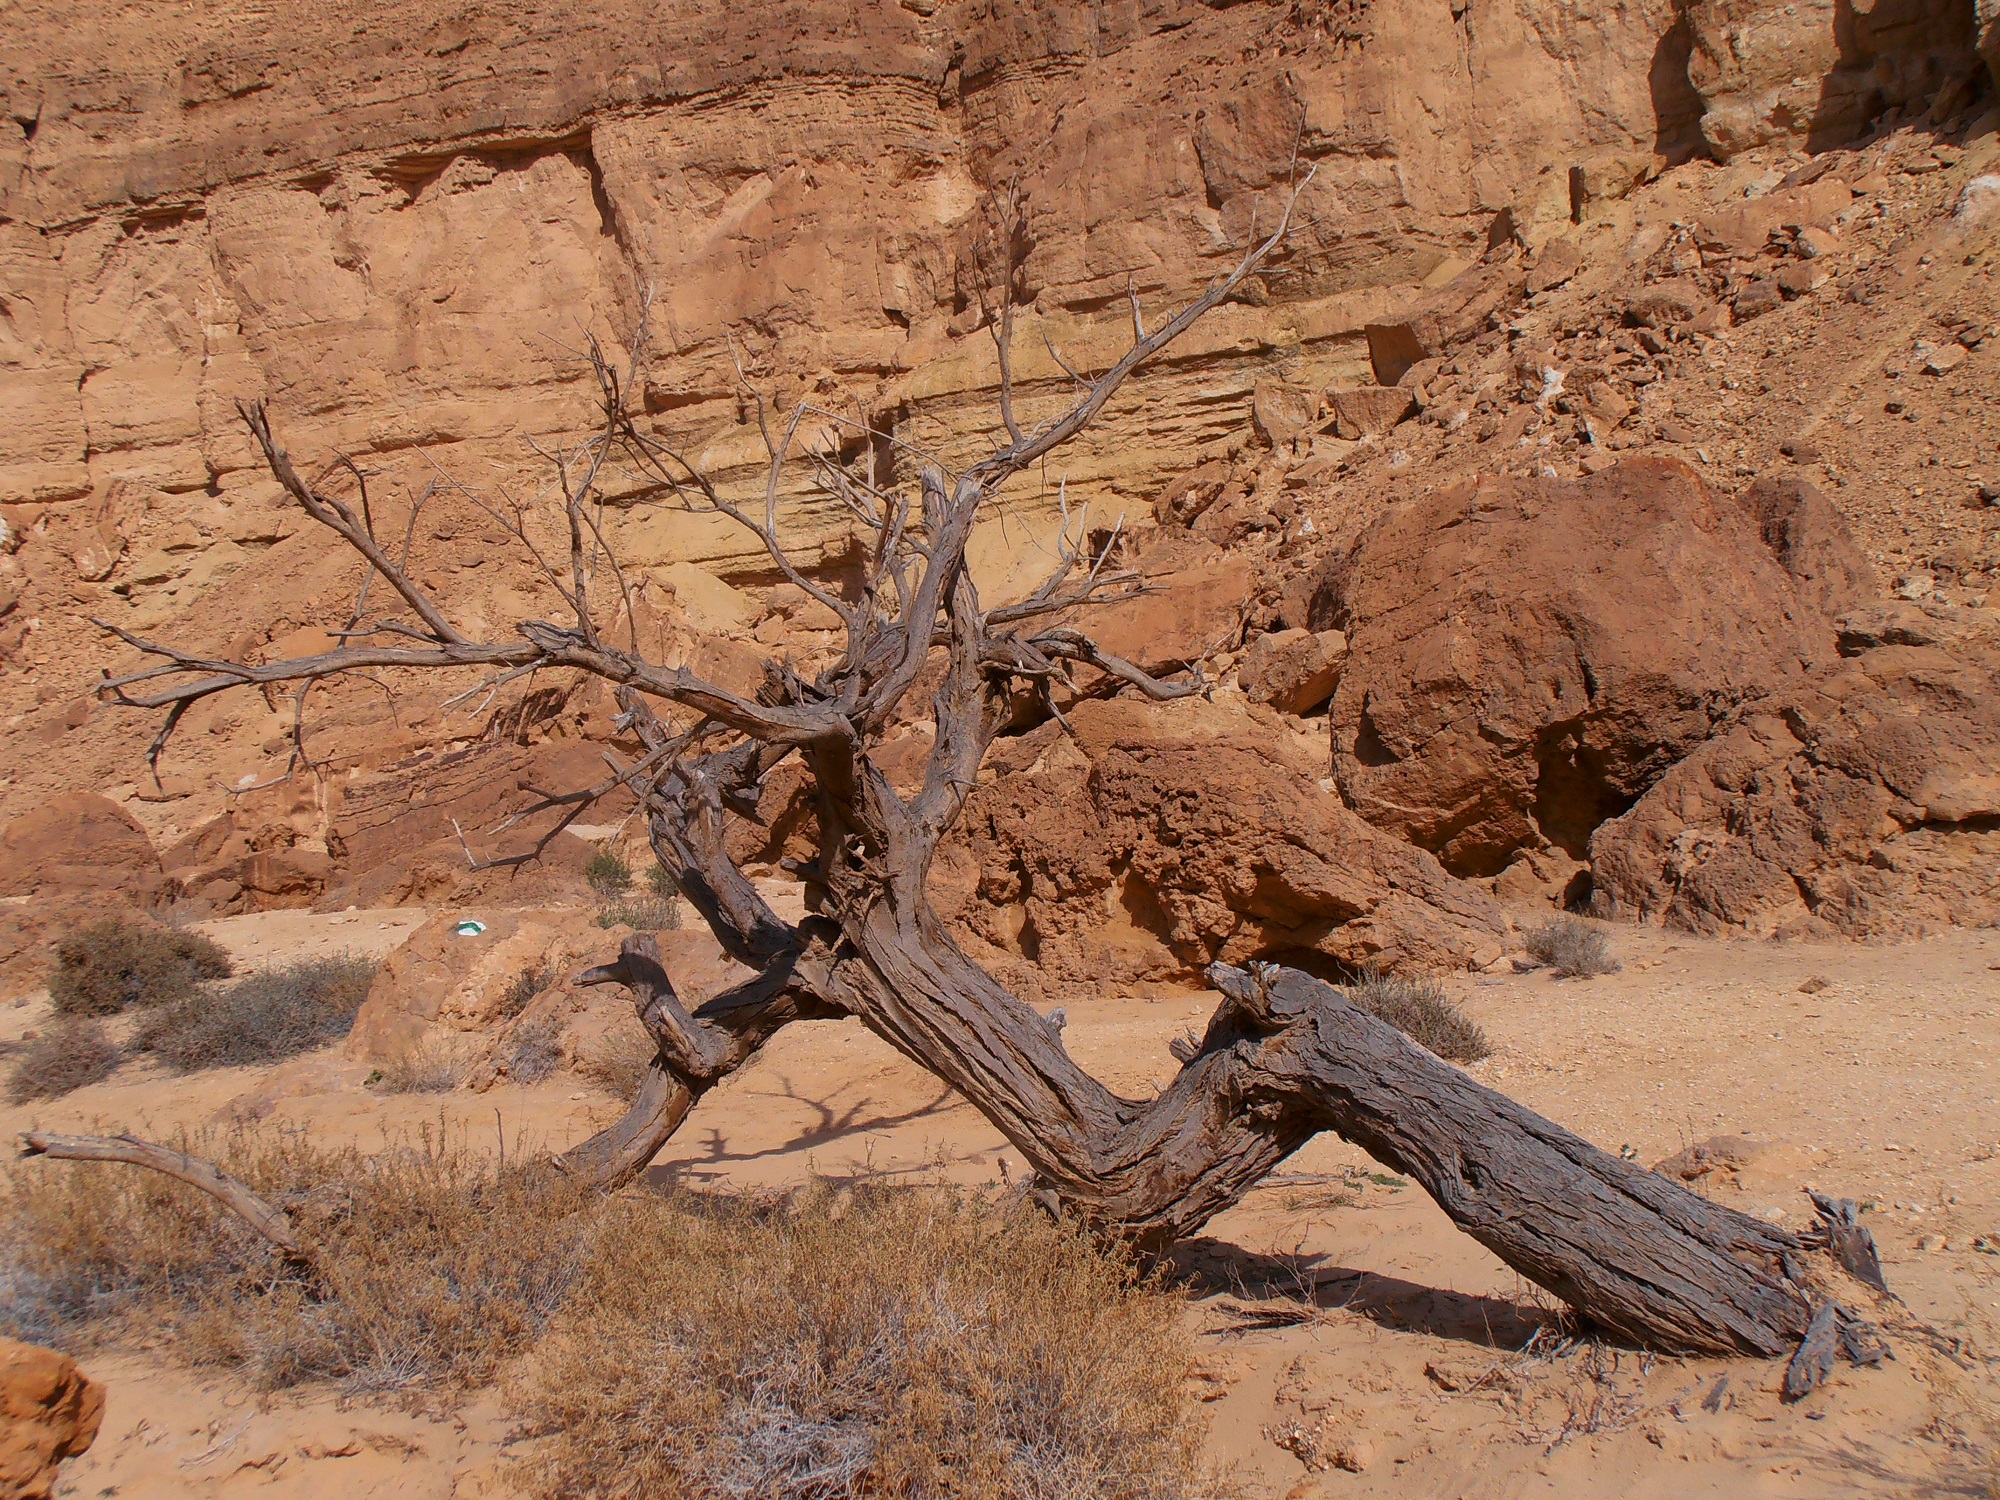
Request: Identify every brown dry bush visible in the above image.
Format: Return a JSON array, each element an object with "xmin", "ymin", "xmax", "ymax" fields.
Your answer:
[
  {"xmin": 131, "ymin": 954, "xmax": 378, "ymax": 1072},
  {"xmin": 49, "ymin": 917, "xmax": 232, "ymax": 1017},
  {"xmin": 0, "ymin": 1136, "xmax": 1220, "ymax": 1497},
  {"xmin": 0, "ymin": 1128, "xmax": 594, "ymax": 1390},
  {"xmin": 514, "ymin": 1183, "xmax": 1219, "ymax": 1500},
  {"xmin": 370, "ymin": 1037, "xmax": 475, "ymax": 1094},
  {"xmin": 1346, "ymin": 970, "xmax": 1490, "ymax": 1063},
  {"xmin": 4, "ymin": 1018, "xmax": 122, "ymax": 1104},
  {"xmin": 595, "ymin": 894, "xmax": 682, "ymax": 932},
  {"xmin": 577, "ymin": 1023, "xmax": 654, "ymax": 1102},
  {"xmin": 1525, "ymin": 916, "xmax": 1622, "ymax": 979}
]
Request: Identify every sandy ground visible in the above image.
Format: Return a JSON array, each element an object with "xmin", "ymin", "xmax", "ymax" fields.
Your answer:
[{"xmin": 5, "ymin": 908, "xmax": 1998, "ymax": 1499}]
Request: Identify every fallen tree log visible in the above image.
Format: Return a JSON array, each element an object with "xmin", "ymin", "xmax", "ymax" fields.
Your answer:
[{"xmin": 88, "ymin": 175, "xmax": 1867, "ymax": 1360}]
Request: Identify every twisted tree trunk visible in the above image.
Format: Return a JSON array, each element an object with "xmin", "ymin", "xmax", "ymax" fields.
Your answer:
[{"xmin": 86, "ymin": 178, "xmax": 1849, "ymax": 1356}]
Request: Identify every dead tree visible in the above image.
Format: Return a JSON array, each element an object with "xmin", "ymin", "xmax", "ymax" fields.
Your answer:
[{"xmin": 81, "ymin": 184, "xmax": 1854, "ymax": 1358}]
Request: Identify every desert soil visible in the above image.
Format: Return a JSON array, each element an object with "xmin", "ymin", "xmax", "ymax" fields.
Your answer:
[{"xmin": 4, "ymin": 905, "xmax": 1996, "ymax": 1499}]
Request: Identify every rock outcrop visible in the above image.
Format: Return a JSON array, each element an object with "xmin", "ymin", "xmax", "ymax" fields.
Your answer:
[
  {"xmin": 0, "ymin": 793, "xmax": 159, "ymax": 900},
  {"xmin": 938, "ymin": 694, "xmax": 1509, "ymax": 993},
  {"xmin": 346, "ymin": 907, "xmax": 617, "ymax": 1063},
  {"xmin": 0, "ymin": 1338, "xmax": 105, "ymax": 1500},
  {"xmin": 1315, "ymin": 459, "xmax": 1869, "ymax": 876},
  {"xmin": 1590, "ymin": 616, "xmax": 2000, "ymax": 938}
]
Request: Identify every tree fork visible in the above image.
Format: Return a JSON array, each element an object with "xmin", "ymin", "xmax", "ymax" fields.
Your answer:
[{"xmin": 83, "ymin": 172, "xmax": 1871, "ymax": 1359}]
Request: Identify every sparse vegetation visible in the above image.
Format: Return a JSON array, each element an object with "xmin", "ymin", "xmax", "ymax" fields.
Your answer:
[
  {"xmin": 645, "ymin": 863, "xmax": 680, "ymax": 900},
  {"xmin": 515, "ymin": 1183, "xmax": 1214, "ymax": 1499},
  {"xmin": 596, "ymin": 894, "xmax": 681, "ymax": 932},
  {"xmin": 370, "ymin": 1038, "xmax": 470, "ymax": 1095},
  {"xmin": 131, "ymin": 955, "xmax": 378, "ymax": 1073},
  {"xmin": 1525, "ymin": 916, "xmax": 1623, "ymax": 979},
  {"xmin": 577, "ymin": 1029, "xmax": 653, "ymax": 1102},
  {"xmin": 5, "ymin": 1018, "xmax": 122, "ymax": 1104},
  {"xmin": 1346, "ymin": 970, "xmax": 1490, "ymax": 1063},
  {"xmin": 0, "ymin": 1129, "xmax": 590, "ymax": 1389},
  {"xmin": 500, "ymin": 961, "xmax": 559, "ymax": 1021},
  {"xmin": 49, "ymin": 917, "xmax": 231, "ymax": 1017},
  {"xmin": 0, "ymin": 1137, "xmax": 1218, "ymax": 1496},
  {"xmin": 503, "ymin": 1015, "xmax": 567, "ymax": 1087},
  {"xmin": 585, "ymin": 847, "xmax": 633, "ymax": 899}
]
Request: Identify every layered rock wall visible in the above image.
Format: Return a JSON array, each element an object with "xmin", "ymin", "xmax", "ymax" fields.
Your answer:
[{"xmin": 5, "ymin": 0, "xmax": 1979, "ymax": 598}]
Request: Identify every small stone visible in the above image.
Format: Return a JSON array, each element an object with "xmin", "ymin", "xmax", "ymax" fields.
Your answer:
[
  {"xmin": 1780, "ymin": 440, "xmax": 1821, "ymax": 463},
  {"xmin": 1526, "ymin": 237, "xmax": 1584, "ymax": 295},
  {"xmin": 1776, "ymin": 262, "xmax": 1828, "ymax": 298},
  {"xmin": 1329, "ymin": 385, "xmax": 1418, "ymax": 440},
  {"xmin": 1924, "ymin": 344, "xmax": 1968, "ymax": 376},
  {"xmin": 1580, "ymin": 450, "xmax": 1618, "ymax": 474},
  {"xmin": 1733, "ymin": 278, "xmax": 1783, "ymax": 321},
  {"xmin": 1798, "ymin": 975, "xmax": 1831, "ymax": 993},
  {"xmin": 1796, "ymin": 225, "xmax": 1840, "ymax": 259}
]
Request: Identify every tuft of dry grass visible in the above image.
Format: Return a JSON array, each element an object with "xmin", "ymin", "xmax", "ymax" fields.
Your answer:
[
  {"xmin": 131, "ymin": 954, "xmax": 378, "ymax": 1073},
  {"xmin": 596, "ymin": 894, "xmax": 682, "ymax": 932},
  {"xmin": 577, "ymin": 1025, "xmax": 654, "ymax": 1101},
  {"xmin": 514, "ymin": 1183, "xmax": 1218, "ymax": 1500},
  {"xmin": 503, "ymin": 1014, "xmax": 567, "ymax": 1087},
  {"xmin": 1525, "ymin": 916, "xmax": 1622, "ymax": 979},
  {"xmin": 5, "ymin": 1018, "xmax": 122, "ymax": 1104},
  {"xmin": 0, "ymin": 1128, "xmax": 593, "ymax": 1390},
  {"xmin": 1346, "ymin": 970, "xmax": 1490, "ymax": 1063},
  {"xmin": 370, "ymin": 1038, "xmax": 471, "ymax": 1095},
  {"xmin": 0, "ymin": 1136, "xmax": 1222, "ymax": 1496},
  {"xmin": 49, "ymin": 918, "xmax": 231, "ymax": 1017}
]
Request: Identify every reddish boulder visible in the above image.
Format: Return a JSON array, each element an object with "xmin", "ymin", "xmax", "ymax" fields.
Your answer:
[
  {"xmin": 1315, "ymin": 459, "xmax": 1863, "ymax": 876},
  {"xmin": 0, "ymin": 1338, "xmax": 105, "ymax": 1500},
  {"xmin": 938, "ymin": 695, "xmax": 1508, "ymax": 996},
  {"xmin": 1589, "ymin": 629, "xmax": 2000, "ymax": 939},
  {"xmin": 0, "ymin": 792, "xmax": 158, "ymax": 898},
  {"xmin": 1239, "ymin": 628, "xmax": 1348, "ymax": 715},
  {"xmin": 1329, "ymin": 386, "xmax": 1416, "ymax": 440}
]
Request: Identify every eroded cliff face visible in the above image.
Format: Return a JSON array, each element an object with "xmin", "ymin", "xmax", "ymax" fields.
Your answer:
[{"xmin": 5, "ymin": 0, "xmax": 1978, "ymax": 597}]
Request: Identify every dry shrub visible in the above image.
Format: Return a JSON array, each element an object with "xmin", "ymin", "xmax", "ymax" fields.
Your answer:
[
  {"xmin": 501, "ymin": 962, "xmax": 559, "ymax": 1022},
  {"xmin": 5, "ymin": 1018, "xmax": 121, "ymax": 1104},
  {"xmin": 577, "ymin": 1024, "xmax": 654, "ymax": 1101},
  {"xmin": 49, "ymin": 918, "xmax": 231, "ymax": 1017},
  {"xmin": 503, "ymin": 1014, "xmax": 567, "ymax": 1087},
  {"xmin": 371, "ymin": 1037, "xmax": 472, "ymax": 1094},
  {"xmin": 0, "ymin": 1128, "xmax": 594, "ymax": 1391},
  {"xmin": 596, "ymin": 894, "xmax": 681, "ymax": 932},
  {"xmin": 1525, "ymin": 916, "xmax": 1622, "ymax": 979},
  {"xmin": 1347, "ymin": 971, "xmax": 1490, "ymax": 1063},
  {"xmin": 514, "ymin": 1184, "xmax": 1218, "ymax": 1500},
  {"xmin": 131, "ymin": 954, "xmax": 377, "ymax": 1072},
  {"xmin": 1, "ymin": 1137, "xmax": 1220, "ymax": 1496}
]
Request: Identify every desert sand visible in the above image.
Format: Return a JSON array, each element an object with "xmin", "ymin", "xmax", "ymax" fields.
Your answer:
[{"xmin": 5, "ymin": 905, "xmax": 1994, "ymax": 1499}]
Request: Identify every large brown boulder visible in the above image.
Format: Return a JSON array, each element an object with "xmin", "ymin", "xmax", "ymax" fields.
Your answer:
[
  {"xmin": 1314, "ymin": 460, "xmax": 1868, "ymax": 877},
  {"xmin": 0, "ymin": 1338, "xmax": 105, "ymax": 1500},
  {"xmin": 937, "ymin": 695, "xmax": 1508, "ymax": 995},
  {"xmin": 1589, "ymin": 625, "xmax": 2000, "ymax": 939},
  {"xmin": 0, "ymin": 793, "xmax": 158, "ymax": 898},
  {"xmin": 346, "ymin": 907, "xmax": 615, "ymax": 1063}
]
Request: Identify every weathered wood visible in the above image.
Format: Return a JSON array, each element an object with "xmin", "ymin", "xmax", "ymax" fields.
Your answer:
[
  {"xmin": 19, "ymin": 1130, "xmax": 311, "ymax": 1265},
  {"xmin": 90, "ymin": 176, "xmax": 1863, "ymax": 1361}
]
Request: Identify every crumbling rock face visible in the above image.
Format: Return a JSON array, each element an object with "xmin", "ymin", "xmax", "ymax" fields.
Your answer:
[
  {"xmin": 1590, "ymin": 622, "xmax": 2000, "ymax": 939},
  {"xmin": 0, "ymin": 1339, "xmax": 105, "ymax": 1500},
  {"xmin": 1316, "ymin": 459, "xmax": 1869, "ymax": 877},
  {"xmin": 1687, "ymin": 0, "xmax": 1982, "ymax": 160},
  {"xmin": 937, "ymin": 695, "xmax": 1508, "ymax": 994}
]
